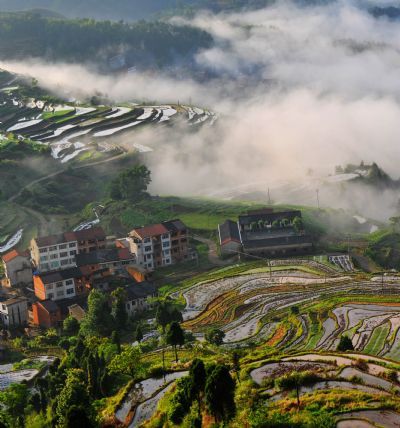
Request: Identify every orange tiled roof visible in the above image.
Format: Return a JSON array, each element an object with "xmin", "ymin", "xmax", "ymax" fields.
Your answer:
[{"xmin": 2, "ymin": 249, "xmax": 29, "ymax": 263}]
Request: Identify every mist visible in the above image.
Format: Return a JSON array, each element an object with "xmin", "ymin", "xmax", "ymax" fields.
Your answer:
[{"xmin": 2, "ymin": 0, "xmax": 400, "ymax": 221}]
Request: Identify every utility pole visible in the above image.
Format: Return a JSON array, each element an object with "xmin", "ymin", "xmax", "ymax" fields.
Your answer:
[{"xmin": 267, "ymin": 188, "xmax": 271, "ymax": 205}]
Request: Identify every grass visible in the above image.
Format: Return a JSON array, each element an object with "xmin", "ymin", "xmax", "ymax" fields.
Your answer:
[{"xmin": 363, "ymin": 322, "xmax": 391, "ymax": 355}]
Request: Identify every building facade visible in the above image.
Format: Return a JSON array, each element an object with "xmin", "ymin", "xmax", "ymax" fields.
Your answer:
[
  {"xmin": 126, "ymin": 219, "xmax": 192, "ymax": 271},
  {"xmin": 33, "ymin": 267, "xmax": 83, "ymax": 301},
  {"xmin": 2, "ymin": 250, "xmax": 32, "ymax": 287},
  {"xmin": 30, "ymin": 227, "xmax": 106, "ymax": 272},
  {"xmin": 0, "ymin": 297, "xmax": 28, "ymax": 327},
  {"xmin": 31, "ymin": 300, "xmax": 62, "ymax": 328}
]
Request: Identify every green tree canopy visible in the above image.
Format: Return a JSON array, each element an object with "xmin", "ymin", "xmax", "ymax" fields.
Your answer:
[
  {"xmin": 63, "ymin": 316, "xmax": 80, "ymax": 336},
  {"xmin": 205, "ymin": 365, "xmax": 236, "ymax": 423},
  {"xmin": 108, "ymin": 345, "xmax": 142, "ymax": 379},
  {"xmin": 111, "ymin": 287, "xmax": 127, "ymax": 330},
  {"xmin": 80, "ymin": 290, "xmax": 113, "ymax": 337},
  {"xmin": 109, "ymin": 165, "xmax": 151, "ymax": 202},
  {"xmin": 205, "ymin": 328, "xmax": 225, "ymax": 346},
  {"xmin": 166, "ymin": 321, "xmax": 185, "ymax": 362},
  {"xmin": 55, "ymin": 369, "xmax": 91, "ymax": 427},
  {"xmin": 337, "ymin": 335, "xmax": 354, "ymax": 352}
]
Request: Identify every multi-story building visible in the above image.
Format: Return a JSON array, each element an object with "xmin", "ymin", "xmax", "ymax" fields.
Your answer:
[
  {"xmin": 33, "ymin": 267, "xmax": 84, "ymax": 301},
  {"xmin": 0, "ymin": 297, "xmax": 28, "ymax": 327},
  {"xmin": 123, "ymin": 219, "xmax": 193, "ymax": 271},
  {"xmin": 30, "ymin": 227, "xmax": 106, "ymax": 272},
  {"xmin": 2, "ymin": 250, "xmax": 32, "ymax": 287}
]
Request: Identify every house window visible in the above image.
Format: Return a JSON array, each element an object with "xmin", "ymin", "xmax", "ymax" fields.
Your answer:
[
  {"xmin": 59, "ymin": 244, "xmax": 67, "ymax": 250},
  {"xmin": 69, "ymin": 250, "xmax": 77, "ymax": 256},
  {"xmin": 60, "ymin": 252, "xmax": 68, "ymax": 258},
  {"xmin": 126, "ymin": 303, "xmax": 131, "ymax": 309},
  {"xmin": 66, "ymin": 288, "xmax": 74, "ymax": 295},
  {"xmin": 61, "ymin": 260, "xmax": 69, "ymax": 266},
  {"xmin": 39, "ymin": 248, "xmax": 47, "ymax": 254},
  {"xmin": 165, "ymin": 258, "xmax": 171, "ymax": 264},
  {"xmin": 145, "ymin": 246, "xmax": 152, "ymax": 252},
  {"xmin": 56, "ymin": 282, "xmax": 63, "ymax": 288},
  {"xmin": 144, "ymin": 237, "xmax": 150, "ymax": 243},
  {"xmin": 65, "ymin": 279, "xmax": 73, "ymax": 285},
  {"xmin": 69, "ymin": 242, "xmax": 77, "ymax": 248},
  {"xmin": 49, "ymin": 246, "xmax": 57, "ymax": 251},
  {"xmin": 162, "ymin": 242, "xmax": 170, "ymax": 248},
  {"xmin": 40, "ymin": 256, "xmax": 48, "ymax": 262},
  {"xmin": 161, "ymin": 233, "xmax": 169, "ymax": 239},
  {"xmin": 46, "ymin": 284, "xmax": 54, "ymax": 290},
  {"xmin": 48, "ymin": 293, "xmax": 54, "ymax": 299},
  {"xmin": 57, "ymin": 290, "xmax": 64, "ymax": 297},
  {"xmin": 50, "ymin": 254, "xmax": 58, "ymax": 260}
]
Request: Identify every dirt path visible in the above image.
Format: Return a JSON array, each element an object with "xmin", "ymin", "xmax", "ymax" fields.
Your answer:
[{"xmin": 193, "ymin": 235, "xmax": 235, "ymax": 266}]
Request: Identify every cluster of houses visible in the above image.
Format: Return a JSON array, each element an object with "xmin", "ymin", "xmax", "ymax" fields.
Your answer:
[
  {"xmin": 0, "ymin": 219, "xmax": 195, "ymax": 330},
  {"xmin": 218, "ymin": 209, "xmax": 313, "ymax": 258}
]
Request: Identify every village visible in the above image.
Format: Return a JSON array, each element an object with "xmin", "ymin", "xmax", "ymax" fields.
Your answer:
[{"xmin": 0, "ymin": 218, "xmax": 197, "ymax": 331}]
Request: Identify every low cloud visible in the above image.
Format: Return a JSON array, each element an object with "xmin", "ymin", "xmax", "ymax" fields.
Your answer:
[{"xmin": 2, "ymin": 1, "xmax": 400, "ymax": 220}]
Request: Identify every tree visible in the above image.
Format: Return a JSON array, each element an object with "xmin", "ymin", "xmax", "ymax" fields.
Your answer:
[
  {"xmin": 205, "ymin": 365, "xmax": 236, "ymax": 423},
  {"xmin": 111, "ymin": 287, "xmax": 127, "ymax": 330},
  {"xmin": 190, "ymin": 359, "xmax": 206, "ymax": 418},
  {"xmin": 55, "ymin": 369, "xmax": 91, "ymax": 427},
  {"xmin": 109, "ymin": 165, "xmax": 151, "ymax": 202},
  {"xmin": 63, "ymin": 316, "xmax": 79, "ymax": 336},
  {"xmin": 65, "ymin": 406, "xmax": 94, "ymax": 428},
  {"xmin": 166, "ymin": 322, "xmax": 185, "ymax": 362},
  {"xmin": 108, "ymin": 345, "xmax": 142, "ymax": 379},
  {"xmin": 156, "ymin": 303, "xmax": 171, "ymax": 332},
  {"xmin": 231, "ymin": 351, "xmax": 241, "ymax": 381},
  {"xmin": 80, "ymin": 290, "xmax": 113, "ymax": 337},
  {"xmin": 337, "ymin": 335, "xmax": 354, "ymax": 352},
  {"xmin": 275, "ymin": 371, "xmax": 319, "ymax": 409},
  {"xmin": 205, "ymin": 328, "xmax": 225, "ymax": 346},
  {"xmin": 135, "ymin": 324, "xmax": 144, "ymax": 343},
  {"xmin": 111, "ymin": 330, "xmax": 121, "ymax": 353},
  {"xmin": 0, "ymin": 383, "xmax": 29, "ymax": 428}
]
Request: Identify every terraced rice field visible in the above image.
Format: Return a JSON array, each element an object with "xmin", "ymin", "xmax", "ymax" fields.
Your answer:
[
  {"xmin": 0, "ymin": 82, "xmax": 216, "ymax": 162},
  {"xmin": 180, "ymin": 260, "xmax": 400, "ymax": 360}
]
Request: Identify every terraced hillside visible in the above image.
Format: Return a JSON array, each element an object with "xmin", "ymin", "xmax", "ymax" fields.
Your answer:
[
  {"xmin": 177, "ymin": 259, "xmax": 400, "ymax": 360},
  {"xmin": 0, "ymin": 70, "xmax": 216, "ymax": 163}
]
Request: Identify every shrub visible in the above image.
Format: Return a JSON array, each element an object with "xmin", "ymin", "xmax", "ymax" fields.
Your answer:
[{"xmin": 352, "ymin": 359, "xmax": 368, "ymax": 372}]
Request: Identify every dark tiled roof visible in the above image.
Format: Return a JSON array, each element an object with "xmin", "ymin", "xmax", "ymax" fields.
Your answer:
[
  {"xmin": 35, "ymin": 267, "xmax": 82, "ymax": 284},
  {"xmin": 71, "ymin": 227, "xmax": 106, "ymax": 242},
  {"xmin": 3, "ymin": 296, "xmax": 28, "ymax": 306},
  {"xmin": 76, "ymin": 248, "xmax": 134, "ymax": 267},
  {"xmin": 125, "ymin": 282, "xmax": 156, "ymax": 300},
  {"xmin": 162, "ymin": 219, "xmax": 187, "ymax": 233},
  {"xmin": 242, "ymin": 235, "xmax": 313, "ymax": 249},
  {"xmin": 35, "ymin": 227, "xmax": 106, "ymax": 248},
  {"xmin": 35, "ymin": 233, "xmax": 67, "ymax": 247},
  {"xmin": 239, "ymin": 210, "xmax": 302, "ymax": 226},
  {"xmin": 38, "ymin": 299, "xmax": 60, "ymax": 313},
  {"xmin": 218, "ymin": 220, "xmax": 241, "ymax": 245}
]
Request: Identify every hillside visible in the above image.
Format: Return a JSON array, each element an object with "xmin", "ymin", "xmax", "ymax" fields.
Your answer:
[
  {"xmin": 0, "ymin": 0, "xmax": 275, "ymax": 20},
  {"xmin": 0, "ymin": 12, "xmax": 212, "ymax": 69}
]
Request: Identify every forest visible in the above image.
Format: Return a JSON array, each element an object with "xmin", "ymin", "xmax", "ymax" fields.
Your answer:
[{"xmin": 0, "ymin": 12, "xmax": 212, "ymax": 66}]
